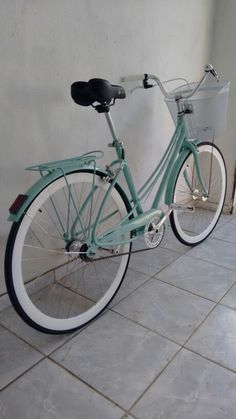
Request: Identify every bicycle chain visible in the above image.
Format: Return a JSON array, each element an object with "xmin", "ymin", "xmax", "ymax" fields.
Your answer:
[{"xmin": 92, "ymin": 245, "xmax": 158, "ymax": 262}]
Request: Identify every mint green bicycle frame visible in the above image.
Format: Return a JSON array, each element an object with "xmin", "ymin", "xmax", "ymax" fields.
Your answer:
[
  {"xmin": 89, "ymin": 111, "xmax": 207, "ymax": 249},
  {"xmin": 9, "ymin": 110, "xmax": 208, "ymax": 251}
]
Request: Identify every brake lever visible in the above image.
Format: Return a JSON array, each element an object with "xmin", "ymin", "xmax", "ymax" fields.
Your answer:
[
  {"xmin": 211, "ymin": 69, "xmax": 220, "ymax": 81},
  {"xmin": 205, "ymin": 64, "xmax": 220, "ymax": 81},
  {"xmin": 143, "ymin": 74, "xmax": 154, "ymax": 89}
]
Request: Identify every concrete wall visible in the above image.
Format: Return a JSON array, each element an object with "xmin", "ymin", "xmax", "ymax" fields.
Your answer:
[
  {"xmin": 210, "ymin": 0, "xmax": 236, "ymax": 211},
  {"xmin": 0, "ymin": 0, "xmax": 216, "ymax": 238}
]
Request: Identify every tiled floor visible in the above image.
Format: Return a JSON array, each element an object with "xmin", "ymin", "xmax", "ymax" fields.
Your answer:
[{"xmin": 1, "ymin": 214, "xmax": 236, "ymax": 418}]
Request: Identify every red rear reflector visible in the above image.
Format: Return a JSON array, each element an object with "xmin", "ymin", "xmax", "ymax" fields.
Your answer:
[{"xmin": 9, "ymin": 194, "xmax": 28, "ymax": 214}]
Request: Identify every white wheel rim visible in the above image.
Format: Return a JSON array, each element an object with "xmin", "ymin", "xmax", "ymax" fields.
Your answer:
[
  {"xmin": 12, "ymin": 173, "xmax": 130, "ymax": 331},
  {"xmin": 173, "ymin": 144, "xmax": 226, "ymax": 244}
]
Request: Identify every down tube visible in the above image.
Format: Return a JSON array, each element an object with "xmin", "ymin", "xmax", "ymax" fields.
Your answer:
[
  {"xmin": 152, "ymin": 119, "xmax": 186, "ymax": 209},
  {"xmin": 91, "ymin": 165, "xmax": 144, "ymax": 247}
]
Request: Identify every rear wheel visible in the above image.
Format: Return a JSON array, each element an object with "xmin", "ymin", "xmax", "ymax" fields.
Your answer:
[
  {"xmin": 5, "ymin": 171, "xmax": 131, "ymax": 333},
  {"xmin": 170, "ymin": 142, "xmax": 227, "ymax": 245}
]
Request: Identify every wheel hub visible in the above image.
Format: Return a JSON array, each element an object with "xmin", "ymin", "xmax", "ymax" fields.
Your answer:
[
  {"xmin": 192, "ymin": 188, "xmax": 208, "ymax": 202},
  {"xmin": 67, "ymin": 240, "xmax": 82, "ymax": 253},
  {"xmin": 79, "ymin": 243, "xmax": 95, "ymax": 262},
  {"xmin": 66, "ymin": 240, "xmax": 94, "ymax": 262}
]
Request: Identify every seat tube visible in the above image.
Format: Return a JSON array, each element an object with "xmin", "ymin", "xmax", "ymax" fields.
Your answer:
[
  {"xmin": 105, "ymin": 112, "xmax": 143, "ymax": 214},
  {"xmin": 105, "ymin": 112, "xmax": 119, "ymax": 143}
]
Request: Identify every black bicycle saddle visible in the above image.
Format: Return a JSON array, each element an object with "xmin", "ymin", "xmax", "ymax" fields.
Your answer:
[{"xmin": 71, "ymin": 78, "xmax": 126, "ymax": 106}]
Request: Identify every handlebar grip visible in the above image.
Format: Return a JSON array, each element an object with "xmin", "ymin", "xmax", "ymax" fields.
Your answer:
[{"xmin": 121, "ymin": 75, "xmax": 144, "ymax": 82}]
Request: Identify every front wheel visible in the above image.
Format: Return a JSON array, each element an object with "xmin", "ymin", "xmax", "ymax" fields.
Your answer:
[
  {"xmin": 5, "ymin": 170, "xmax": 132, "ymax": 334},
  {"xmin": 170, "ymin": 142, "xmax": 227, "ymax": 246}
]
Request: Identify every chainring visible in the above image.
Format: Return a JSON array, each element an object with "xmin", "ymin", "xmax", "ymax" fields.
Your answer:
[{"xmin": 144, "ymin": 216, "xmax": 165, "ymax": 248}]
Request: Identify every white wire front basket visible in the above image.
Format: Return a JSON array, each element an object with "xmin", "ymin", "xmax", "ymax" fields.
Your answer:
[{"xmin": 165, "ymin": 79, "xmax": 230, "ymax": 141}]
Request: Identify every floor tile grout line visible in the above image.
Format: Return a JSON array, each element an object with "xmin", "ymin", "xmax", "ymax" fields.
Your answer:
[
  {"xmin": 182, "ymin": 277, "xmax": 236, "ymax": 349},
  {"xmin": 0, "ymin": 319, "xmax": 91, "ymax": 359},
  {"xmin": 211, "ymin": 235, "xmax": 236, "ymax": 246},
  {"xmin": 162, "ymin": 250, "xmax": 236, "ymax": 273},
  {"xmin": 113, "ymin": 270, "xmax": 220, "ymax": 311},
  {"xmin": 127, "ymin": 346, "xmax": 183, "ymax": 413},
  {"xmin": 116, "ymin": 247, "xmax": 236, "ymax": 309},
  {"xmin": 213, "ymin": 215, "xmax": 236, "ymax": 227},
  {"xmin": 2, "ymin": 251, "xmax": 217, "ymax": 362},
  {"xmin": 0, "ymin": 357, "xmax": 45, "ymax": 393},
  {"xmin": 1, "ymin": 224, "xmax": 228, "ymax": 308},
  {"xmin": 127, "ymin": 305, "xmax": 236, "ymax": 415},
  {"xmin": 153, "ymin": 275, "xmax": 236, "ymax": 305},
  {"xmin": 0, "ymin": 352, "xmax": 132, "ymax": 418},
  {"xmin": 46, "ymin": 323, "xmax": 94, "ymax": 357},
  {"xmin": 48, "ymin": 357, "xmax": 130, "ymax": 416},
  {"xmin": 49, "ymin": 340, "xmax": 183, "ymax": 417},
  {"xmin": 0, "ymin": 323, "xmax": 47, "ymax": 356},
  {"xmin": 220, "ymin": 301, "xmax": 236, "ymax": 311},
  {"xmin": 186, "ymin": 252, "xmax": 236, "ymax": 272},
  {"xmin": 111, "ymin": 249, "xmax": 185, "ymax": 308},
  {"xmin": 181, "ymin": 301, "xmax": 218, "ymax": 348},
  {"xmin": 215, "ymin": 215, "xmax": 236, "ymax": 227},
  {"xmin": 217, "ymin": 279, "xmax": 236, "ymax": 306},
  {"xmin": 134, "ymin": 239, "xmax": 190, "ymax": 257},
  {"xmin": 182, "ymin": 272, "xmax": 236, "ymax": 349},
  {"xmin": 153, "ymin": 276, "xmax": 218, "ymax": 303},
  {"xmin": 0, "ymin": 291, "xmax": 8, "ymax": 299},
  {"xmin": 120, "ymin": 414, "xmax": 137, "ymax": 419},
  {"xmin": 1, "ymin": 344, "xmax": 132, "ymax": 418},
  {"xmin": 182, "ymin": 346, "xmax": 236, "ymax": 375},
  {"xmin": 129, "ymin": 248, "xmax": 185, "ymax": 284},
  {"xmin": 111, "ymin": 275, "xmax": 154, "ymax": 309},
  {"xmin": 48, "ymin": 247, "xmax": 236, "ymax": 411},
  {"xmin": 111, "ymin": 287, "xmax": 223, "ymax": 353},
  {"xmin": 109, "ymin": 307, "xmax": 183, "ymax": 347},
  {"xmin": 159, "ymin": 243, "xmax": 191, "ymax": 255},
  {"xmin": 109, "ymin": 276, "xmax": 218, "ymax": 320},
  {"xmin": 110, "ymin": 302, "xmax": 234, "ymax": 375},
  {"xmin": 127, "ymin": 304, "xmax": 236, "ymax": 415},
  {"xmin": 2, "ymin": 290, "xmax": 235, "ymax": 402},
  {"xmin": 128, "ymin": 347, "xmax": 236, "ymax": 415},
  {"xmin": 1, "ymin": 299, "xmax": 117, "ymax": 358},
  {"xmin": 199, "ymin": 234, "xmax": 236, "ymax": 248},
  {"xmin": 2, "ymin": 237, "xmax": 233, "ymax": 313},
  {"xmin": 129, "ymin": 245, "xmax": 188, "ymax": 277},
  {"xmin": 1, "ymin": 219, "xmax": 236, "ymax": 407},
  {"xmin": 0, "ymin": 260, "xmax": 213, "ymax": 330},
  {"xmin": 0, "ymin": 247, "xmax": 187, "ymax": 314}
]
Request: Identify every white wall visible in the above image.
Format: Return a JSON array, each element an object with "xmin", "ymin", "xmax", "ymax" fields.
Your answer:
[
  {"xmin": 210, "ymin": 0, "xmax": 236, "ymax": 211},
  {"xmin": 0, "ymin": 0, "xmax": 215, "ymax": 237}
]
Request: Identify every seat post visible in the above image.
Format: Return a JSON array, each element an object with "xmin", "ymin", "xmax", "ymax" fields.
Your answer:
[{"xmin": 104, "ymin": 112, "xmax": 119, "ymax": 142}]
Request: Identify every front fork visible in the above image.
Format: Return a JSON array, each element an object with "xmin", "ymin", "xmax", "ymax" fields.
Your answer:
[{"xmin": 183, "ymin": 141, "xmax": 209, "ymax": 198}]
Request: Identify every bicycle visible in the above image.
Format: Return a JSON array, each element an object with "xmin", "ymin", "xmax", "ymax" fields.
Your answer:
[{"xmin": 4, "ymin": 64, "xmax": 229, "ymax": 334}]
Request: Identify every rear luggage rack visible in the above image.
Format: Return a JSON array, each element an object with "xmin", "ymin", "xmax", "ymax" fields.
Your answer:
[{"xmin": 26, "ymin": 150, "xmax": 104, "ymax": 174}]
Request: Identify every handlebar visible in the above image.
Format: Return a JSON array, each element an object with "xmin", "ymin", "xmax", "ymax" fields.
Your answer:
[{"xmin": 121, "ymin": 64, "xmax": 219, "ymax": 100}]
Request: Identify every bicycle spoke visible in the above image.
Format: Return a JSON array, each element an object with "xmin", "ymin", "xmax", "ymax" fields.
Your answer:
[{"xmin": 7, "ymin": 171, "xmax": 131, "ymax": 332}]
